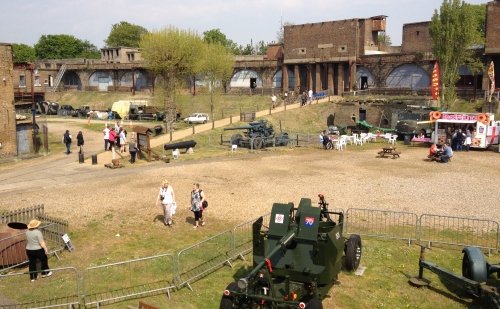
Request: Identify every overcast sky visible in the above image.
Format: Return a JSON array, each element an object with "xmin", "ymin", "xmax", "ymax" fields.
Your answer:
[{"xmin": 0, "ymin": 0, "xmax": 489, "ymax": 48}]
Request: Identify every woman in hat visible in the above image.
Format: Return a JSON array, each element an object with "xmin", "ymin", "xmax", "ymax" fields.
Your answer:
[
  {"xmin": 25, "ymin": 219, "xmax": 52, "ymax": 282},
  {"xmin": 156, "ymin": 180, "xmax": 176, "ymax": 227}
]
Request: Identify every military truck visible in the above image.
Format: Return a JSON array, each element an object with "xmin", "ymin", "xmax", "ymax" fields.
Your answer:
[
  {"xmin": 224, "ymin": 119, "xmax": 289, "ymax": 149},
  {"xmin": 219, "ymin": 194, "xmax": 362, "ymax": 309}
]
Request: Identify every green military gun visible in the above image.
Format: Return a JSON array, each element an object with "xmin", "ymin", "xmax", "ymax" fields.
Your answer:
[{"xmin": 224, "ymin": 119, "xmax": 289, "ymax": 149}]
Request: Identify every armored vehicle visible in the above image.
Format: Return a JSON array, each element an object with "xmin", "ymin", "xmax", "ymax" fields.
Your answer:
[
  {"xmin": 224, "ymin": 119, "xmax": 289, "ymax": 149},
  {"xmin": 219, "ymin": 194, "xmax": 362, "ymax": 309}
]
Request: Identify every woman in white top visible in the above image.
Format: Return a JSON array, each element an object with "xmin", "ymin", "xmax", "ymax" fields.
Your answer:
[
  {"xmin": 119, "ymin": 128, "xmax": 127, "ymax": 153},
  {"xmin": 156, "ymin": 180, "xmax": 176, "ymax": 227}
]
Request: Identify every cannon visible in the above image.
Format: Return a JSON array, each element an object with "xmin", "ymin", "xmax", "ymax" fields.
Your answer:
[
  {"xmin": 410, "ymin": 245, "xmax": 500, "ymax": 308},
  {"xmin": 224, "ymin": 119, "xmax": 289, "ymax": 149},
  {"xmin": 219, "ymin": 194, "xmax": 362, "ymax": 309},
  {"xmin": 163, "ymin": 140, "xmax": 197, "ymax": 152}
]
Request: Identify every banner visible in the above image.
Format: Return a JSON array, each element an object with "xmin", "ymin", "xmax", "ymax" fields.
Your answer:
[
  {"xmin": 488, "ymin": 61, "xmax": 495, "ymax": 102},
  {"xmin": 431, "ymin": 61, "xmax": 440, "ymax": 100}
]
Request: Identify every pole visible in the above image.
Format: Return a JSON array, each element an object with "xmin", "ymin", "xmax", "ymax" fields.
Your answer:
[{"xmin": 30, "ymin": 64, "xmax": 38, "ymax": 152}]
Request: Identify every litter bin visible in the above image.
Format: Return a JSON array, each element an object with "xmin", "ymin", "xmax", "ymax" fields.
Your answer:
[
  {"xmin": 91, "ymin": 154, "xmax": 98, "ymax": 165},
  {"xmin": 404, "ymin": 134, "xmax": 411, "ymax": 145},
  {"xmin": 78, "ymin": 153, "xmax": 84, "ymax": 164}
]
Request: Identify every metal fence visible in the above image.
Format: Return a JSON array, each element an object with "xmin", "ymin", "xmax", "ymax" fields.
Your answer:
[
  {"xmin": 83, "ymin": 253, "xmax": 176, "ymax": 308},
  {"xmin": 175, "ymin": 230, "xmax": 233, "ymax": 291},
  {"xmin": 231, "ymin": 213, "xmax": 271, "ymax": 260},
  {"xmin": 0, "ymin": 267, "xmax": 79, "ymax": 309},
  {"xmin": 0, "ymin": 205, "xmax": 44, "ymax": 225},
  {"xmin": 418, "ymin": 214, "xmax": 499, "ymax": 253},
  {"xmin": 345, "ymin": 208, "xmax": 419, "ymax": 244}
]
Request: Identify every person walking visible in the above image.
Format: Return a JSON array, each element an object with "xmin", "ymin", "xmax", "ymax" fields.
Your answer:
[
  {"xmin": 108, "ymin": 128, "xmax": 116, "ymax": 151},
  {"xmin": 190, "ymin": 183, "xmax": 206, "ymax": 229},
  {"xmin": 62, "ymin": 130, "xmax": 72, "ymax": 154},
  {"xmin": 464, "ymin": 129, "xmax": 472, "ymax": 152},
  {"xmin": 76, "ymin": 131, "xmax": 84, "ymax": 154},
  {"xmin": 103, "ymin": 125, "xmax": 110, "ymax": 151},
  {"xmin": 156, "ymin": 180, "xmax": 176, "ymax": 227},
  {"xmin": 271, "ymin": 94, "xmax": 277, "ymax": 109},
  {"xmin": 25, "ymin": 219, "xmax": 52, "ymax": 282}
]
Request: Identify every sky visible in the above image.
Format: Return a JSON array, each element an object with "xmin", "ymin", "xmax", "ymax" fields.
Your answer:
[{"xmin": 0, "ymin": 0, "xmax": 490, "ymax": 48}]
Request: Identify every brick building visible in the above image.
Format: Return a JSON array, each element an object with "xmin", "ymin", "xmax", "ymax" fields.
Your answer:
[
  {"xmin": 0, "ymin": 43, "xmax": 17, "ymax": 157},
  {"xmin": 401, "ymin": 22, "xmax": 433, "ymax": 54},
  {"xmin": 485, "ymin": 0, "xmax": 500, "ymax": 101}
]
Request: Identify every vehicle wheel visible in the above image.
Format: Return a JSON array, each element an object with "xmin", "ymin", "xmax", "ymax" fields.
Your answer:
[
  {"xmin": 306, "ymin": 298, "xmax": 323, "ymax": 309},
  {"xmin": 230, "ymin": 134, "xmax": 242, "ymax": 146},
  {"xmin": 277, "ymin": 133, "xmax": 289, "ymax": 146},
  {"xmin": 219, "ymin": 282, "xmax": 238, "ymax": 309},
  {"xmin": 344, "ymin": 234, "xmax": 362, "ymax": 271},
  {"xmin": 253, "ymin": 137, "xmax": 263, "ymax": 149},
  {"xmin": 326, "ymin": 141, "xmax": 333, "ymax": 150},
  {"xmin": 462, "ymin": 247, "xmax": 487, "ymax": 282},
  {"xmin": 203, "ymin": 120, "xmax": 207, "ymax": 124}
]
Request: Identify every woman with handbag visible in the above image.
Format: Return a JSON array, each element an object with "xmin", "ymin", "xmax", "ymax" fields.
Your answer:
[{"xmin": 156, "ymin": 180, "xmax": 176, "ymax": 227}]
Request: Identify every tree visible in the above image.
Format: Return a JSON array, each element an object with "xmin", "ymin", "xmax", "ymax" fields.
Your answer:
[
  {"xmin": 429, "ymin": 0, "xmax": 483, "ymax": 109},
  {"xmin": 140, "ymin": 27, "xmax": 204, "ymax": 130},
  {"xmin": 105, "ymin": 21, "xmax": 148, "ymax": 48},
  {"xmin": 199, "ymin": 42, "xmax": 234, "ymax": 124},
  {"xmin": 377, "ymin": 33, "xmax": 392, "ymax": 46},
  {"xmin": 203, "ymin": 28, "xmax": 240, "ymax": 55},
  {"xmin": 276, "ymin": 21, "xmax": 294, "ymax": 44},
  {"xmin": 34, "ymin": 34, "xmax": 100, "ymax": 59},
  {"xmin": 12, "ymin": 43, "xmax": 36, "ymax": 63}
]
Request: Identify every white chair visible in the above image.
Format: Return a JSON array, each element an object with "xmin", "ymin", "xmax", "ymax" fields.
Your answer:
[
  {"xmin": 353, "ymin": 133, "xmax": 362, "ymax": 146},
  {"xmin": 231, "ymin": 144, "xmax": 238, "ymax": 153},
  {"xmin": 383, "ymin": 133, "xmax": 392, "ymax": 143},
  {"xmin": 172, "ymin": 149, "xmax": 180, "ymax": 160},
  {"xmin": 388, "ymin": 135, "xmax": 397, "ymax": 146},
  {"xmin": 335, "ymin": 136, "xmax": 347, "ymax": 151}
]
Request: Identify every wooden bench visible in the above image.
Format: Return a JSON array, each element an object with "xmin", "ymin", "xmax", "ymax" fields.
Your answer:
[{"xmin": 377, "ymin": 148, "xmax": 401, "ymax": 159}]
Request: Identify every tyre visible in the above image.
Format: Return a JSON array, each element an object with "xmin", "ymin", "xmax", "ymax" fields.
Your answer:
[
  {"xmin": 253, "ymin": 137, "xmax": 263, "ymax": 149},
  {"xmin": 277, "ymin": 133, "xmax": 289, "ymax": 146},
  {"xmin": 219, "ymin": 282, "xmax": 238, "ymax": 309},
  {"xmin": 305, "ymin": 298, "xmax": 323, "ymax": 309},
  {"xmin": 344, "ymin": 234, "xmax": 362, "ymax": 271},
  {"xmin": 462, "ymin": 247, "xmax": 487, "ymax": 282},
  {"xmin": 230, "ymin": 134, "xmax": 242, "ymax": 146},
  {"xmin": 326, "ymin": 141, "xmax": 333, "ymax": 150}
]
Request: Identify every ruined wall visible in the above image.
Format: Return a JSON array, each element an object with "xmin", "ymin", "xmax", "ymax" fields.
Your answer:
[
  {"xmin": 0, "ymin": 43, "xmax": 17, "ymax": 157},
  {"xmin": 485, "ymin": 0, "xmax": 500, "ymax": 54},
  {"xmin": 283, "ymin": 19, "xmax": 361, "ymax": 63},
  {"xmin": 401, "ymin": 22, "xmax": 433, "ymax": 53}
]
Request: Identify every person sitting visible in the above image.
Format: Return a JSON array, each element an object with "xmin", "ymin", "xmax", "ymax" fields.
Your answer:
[
  {"xmin": 320, "ymin": 130, "xmax": 330, "ymax": 149},
  {"xmin": 428, "ymin": 143, "xmax": 438, "ymax": 159},
  {"xmin": 439, "ymin": 143, "xmax": 453, "ymax": 163}
]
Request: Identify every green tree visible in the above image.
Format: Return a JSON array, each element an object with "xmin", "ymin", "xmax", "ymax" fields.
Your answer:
[
  {"xmin": 429, "ymin": 0, "xmax": 483, "ymax": 109},
  {"xmin": 12, "ymin": 43, "xmax": 36, "ymax": 63},
  {"xmin": 105, "ymin": 21, "xmax": 148, "ymax": 47},
  {"xmin": 34, "ymin": 34, "xmax": 100, "ymax": 59},
  {"xmin": 203, "ymin": 28, "xmax": 240, "ymax": 55},
  {"xmin": 199, "ymin": 42, "xmax": 234, "ymax": 124},
  {"xmin": 140, "ymin": 27, "xmax": 204, "ymax": 129}
]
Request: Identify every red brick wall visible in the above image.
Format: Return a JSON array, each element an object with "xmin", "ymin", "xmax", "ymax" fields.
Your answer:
[
  {"xmin": 485, "ymin": 0, "xmax": 500, "ymax": 54},
  {"xmin": 401, "ymin": 22, "xmax": 433, "ymax": 53},
  {"xmin": 0, "ymin": 43, "xmax": 17, "ymax": 157}
]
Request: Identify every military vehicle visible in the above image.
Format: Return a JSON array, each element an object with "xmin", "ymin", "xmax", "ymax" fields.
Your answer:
[
  {"xmin": 224, "ymin": 119, "xmax": 289, "ymax": 149},
  {"xmin": 219, "ymin": 194, "xmax": 362, "ymax": 309}
]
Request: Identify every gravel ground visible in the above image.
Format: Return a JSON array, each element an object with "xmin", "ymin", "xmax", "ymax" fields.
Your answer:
[{"xmin": 1, "ymin": 138, "xmax": 499, "ymax": 229}]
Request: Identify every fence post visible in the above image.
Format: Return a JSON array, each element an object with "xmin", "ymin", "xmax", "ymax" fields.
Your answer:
[
  {"xmin": 192, "ymin": 125, "xmax": 195, "ymax": 135},
  {"xmin": 296, "ymin": 134, "xmax": 299, "ymax": 146},
  {"xmin": 230, "ymin": 115, "xmax": 232, "ymax": 124},
  {"xmin": 169, "ymin": 130, "xmax": 172, "ymax": 142}
]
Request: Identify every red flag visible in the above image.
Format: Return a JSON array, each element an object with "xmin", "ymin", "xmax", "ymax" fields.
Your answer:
[
  {"xmin": 488, "ymin": 61, "xmax": 495, "ymax": 102},
  {"xmin": 431, "ymin": 62, "xmax": 440, "ymax": 100}
]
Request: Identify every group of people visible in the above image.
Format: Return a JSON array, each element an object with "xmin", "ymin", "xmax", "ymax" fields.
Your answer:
[
  {"xmin": 446, "ymin": 128, "xmax": 473, "ymax": 152},
  {"xmin": 300, "ymin": 89, "xmax": 314, "ymax": 106},
  {"xmin": 62, "ymin": 130, "xmax": 84, "ymax": 155},
  {"xmin": 428, "ymin": 143, "xmax": 454, "ymax": 163},
  {"xmin": 156, "ymin": 181, "xmax": 208, "ymax": 229},
  {"xmin": 103, "ymin": 122, "xmax": 128, "ymax": 153}
]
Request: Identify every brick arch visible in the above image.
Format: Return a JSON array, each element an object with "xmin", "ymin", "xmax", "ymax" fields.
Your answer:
[
  {"xmin": 62, "ymin": 70, "xmax": 82, "ymax": 90},
  {"xmin": 230, "ymin": 69, "xmax": 262, "ymax": 88},
  {"xmin": 356, "ymin": 66, "xmax": 376, "ymax": 89}
]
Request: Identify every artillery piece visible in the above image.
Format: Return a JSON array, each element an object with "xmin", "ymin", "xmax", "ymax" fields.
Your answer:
[
  {"xmin": 224, "ymin": 119, "xmax": 289, "ymax": 149},
  {"xmin": 219, "ymin": 194, "xmax": 362, "ymax": 309}
]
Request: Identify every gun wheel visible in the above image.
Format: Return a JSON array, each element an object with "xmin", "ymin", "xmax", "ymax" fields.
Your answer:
[
  {"xmin": 306, "ymin": 298, "xmax": 323, "ymax": 309},
  {"xmin": 462, "ymin": 247, "xmax": 487, "ymax": 283},
  {"xmin": 344, "ymin": 234, "xmax": 362, "ymax": 271},
  {"xmin": 219, "ymin": 282, "xmax": 238, "ymax": 309}
]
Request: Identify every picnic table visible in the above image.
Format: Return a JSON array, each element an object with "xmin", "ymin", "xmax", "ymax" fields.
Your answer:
[{"xmin": 377, "ymin": 147, "xmax": 401, "ymax": 159}]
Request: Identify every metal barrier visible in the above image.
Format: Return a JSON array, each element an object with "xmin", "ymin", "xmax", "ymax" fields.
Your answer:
[
  {"xmin": 0, "ymin": 267, "xmax": 79, "ymax": 309},
  {"xmin": 231, "ymin": 213, "xmax": 271, "ymax": 260},
  {"xmin": 0, "ymin": 204, "xmax": 44, "ymax": 224},
  {"xmin": 83, "ymin": 253, "xmax": 175, "ymax": 308},
  {"xmin": 175, "ymin": 230, "xmax": 233, "ymax": 291},
  {"xmin": 345, "ymin": 208, "xmax": 418, "ymax": 243},
  {"xmin": 418, "ymin": 214, "xmax": 499, "ymax": 252}
]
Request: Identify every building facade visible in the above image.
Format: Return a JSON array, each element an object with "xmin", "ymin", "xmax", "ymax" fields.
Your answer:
[{"xmin": 0, "ymin": 43, "xmax": 17, "ymax": 157}]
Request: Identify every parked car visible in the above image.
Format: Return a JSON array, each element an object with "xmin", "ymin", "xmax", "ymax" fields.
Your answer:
[{"xmin": 183, "ymin": 113, "xmax": 209, "ymax": 124}]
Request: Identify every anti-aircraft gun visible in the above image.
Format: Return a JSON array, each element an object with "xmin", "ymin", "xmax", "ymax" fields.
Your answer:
[
  {"xmin": 219, "ymin": 194, "xmax": 362, "ymax": 309},
  {"xmin": 224, "ymin": 119, "xmax": 289, "ymax": 149}
]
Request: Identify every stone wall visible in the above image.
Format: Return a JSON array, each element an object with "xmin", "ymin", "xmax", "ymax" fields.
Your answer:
[
  {"xmin": 0, "ymin": 43, "xmax": 17, "ymax": 157},
  {"xmin": 485, "ymin": 0, "xmax": 500, "ymax": 54}
]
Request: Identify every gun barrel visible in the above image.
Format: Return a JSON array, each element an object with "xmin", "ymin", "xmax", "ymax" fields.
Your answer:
[{"xmin": 224, "ymin": 126, "xmax": 252, "ymax": 131}]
